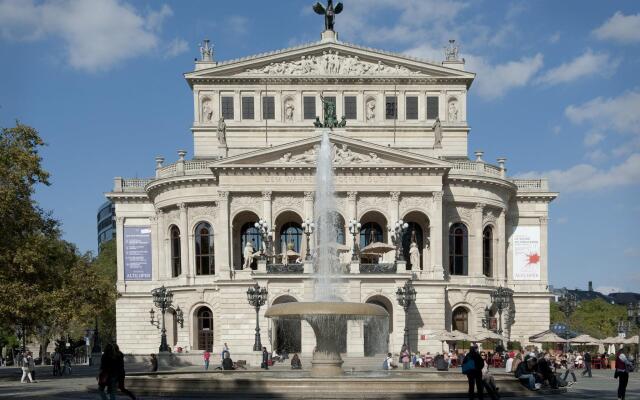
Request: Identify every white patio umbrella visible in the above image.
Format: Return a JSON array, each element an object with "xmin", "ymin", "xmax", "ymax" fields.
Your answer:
[
  {"xmin": 602, "ymin": 336, "xmax": 626, "ymax": 345},
  {"xmin": 476, "ymin": 330, "xmax": 508, "ymax": 342},
  {"xmin": 623, "ymin": 335, "xmax": 639, "ymax": 345},
  {"xmin": 569, "ymin": 334, "xmax": 601, "ymax": 344},
  {"xmin": 529, "ymin": 331, "xmax": 567, "ymax": 344},
  {"xmin": 360, "ymin": 241, "xmax": 396, "ymax": 254}
]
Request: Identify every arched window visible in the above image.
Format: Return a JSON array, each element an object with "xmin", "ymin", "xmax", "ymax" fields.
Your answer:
[
  {"xmin": 483, "ymin": 226, "xmax": 493, "ymax": 277},
  {"xmin": 170, "ymin": 225, "xmax": 181, "ymax": 277},
  {"xmin": 360, "ymin": 222, "xmax": 383, "ymax": 248},
  {"xmin": 197, "ymin": 307, "xmax": 213, "ymax": 351},
  {"xmin": 452, "ymin": 307, "xmax": 469, "ymax": 333},
  {"xmin": 333, "ymin": 212, "xmax": 346, "ymax": 245},
  {"xmin": 402, "ymin": 222, "xmax": 424, "ymax": 270},
  {"xmin": 195, "ymin": 222, "xmax": 214, "ymax": 275},
  {"xmin": 280, "ymin": 222, "xmax": 303, "ymax": 253},
  {"xmin": 449, "ymin": 223, "xmax": 468, "ymax": 275}
]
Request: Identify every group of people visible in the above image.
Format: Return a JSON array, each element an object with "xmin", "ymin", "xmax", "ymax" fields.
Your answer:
[
  {"xmin": 260, "ymin": 346, "xmax": 302, "ymax": 370},
  {"xmin": 97, "ymin": 343, "xmax": 136, "ymax": 400}
]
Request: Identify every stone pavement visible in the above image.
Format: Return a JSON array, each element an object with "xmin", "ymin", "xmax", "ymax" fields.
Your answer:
[{"xmin": 0, "ymin": 365, "xmax": 637, "ymax": 399}]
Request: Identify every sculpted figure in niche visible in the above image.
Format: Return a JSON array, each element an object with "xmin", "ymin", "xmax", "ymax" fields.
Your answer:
[
  {"xmin": 284, "ymin": 100, "xmax": 295, "ymax": 122},
  {"xmin": 202, "ymin": 98, "xmax": 214, "ymax": 124},
  {"xmin": 243, "ymin": 240, "xmax": 255, "ymax": 269},
  {"xmin": 409, "ymin": 241, "xmax": 420, "ymax": 270},
  {"xmin": 217, "ymin": 117, "xmax": 227, "ymax": 145},
  {"xmin": 433, "ymin": 117, "xmax": 442, "ymax": 149},
  {"xmin": 448, "ymin": 100, "xmax": 458, "ymax": 122},
  {"xmin": 366, "ymin": 99, "xmax": 376, "ymax": 122}
]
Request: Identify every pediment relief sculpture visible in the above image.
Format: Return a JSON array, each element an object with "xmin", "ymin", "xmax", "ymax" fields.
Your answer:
[
  {"xmin": 242, "ymin": 50, "xmax": 423, "ymax": 76},
  {"xmin": 277, "ymin": 143, "xmax": 383, "ymax": 165}
]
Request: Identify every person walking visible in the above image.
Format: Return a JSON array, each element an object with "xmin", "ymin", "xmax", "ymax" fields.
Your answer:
[
  {"xmin": 582, "ymin": 351, "xmax": 592, "ymax": 378},
  {"xmin": 400, "ymin": 345, "xmax": 411, "ymax": 370},
  {"xmin": 203, "ymin": 350, "xmax": 210, "ymax": 370},
  {"xmin": 462, "ymin": 344, "xmax": 484, "ymax": 400},
  {"xmin": 114, "ymin": 344, "xmax": 136, "ymax": 400},
  {"xmin": 615, "ymin": 347, "xmax": 633, "ymax": 400},
  {"xmin": 20, "ymin": 352, "xmax": 33, "ymax": 383},
  {"xmin": 98, "ymin": 344, "xmax": 118, "ymax": 400},
  {"xmin": 27, "ymin": 352, "xmax": 36, "ymax": 382},
  {"xmin": 562, "ymin": 350, "xmax": 577, "ymax": 385},
  {"xmin": 261, "ymin": 347, "xmax": 269, "ymax": 370},
  {"xmin": 52, "ymin": 350, "xmax": 61, "ymax": 376}
]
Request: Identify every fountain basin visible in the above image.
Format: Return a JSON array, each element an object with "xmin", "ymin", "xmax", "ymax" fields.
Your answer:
[{"xmin": 265, "ymin": 302, "xmax": 388, "ymax": 377}]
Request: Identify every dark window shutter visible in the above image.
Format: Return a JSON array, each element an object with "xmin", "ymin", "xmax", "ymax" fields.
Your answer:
[
  {"xmin": 427, "ymin": 96, "xmax": 439, "ymax": 120},
  {"xmin": 221, "ymin": 97, "xmax": 234, "ymax": 120},
  {"xmin": 262, "ymin": 96, "xmax": 275, "ymax": 119},
  {"xmin": 344, "ymin": 96, "xmax": 357, "ymax": 119},
  {"xmin": 385, "ymin": 96, "xmax": 397, "ymax": 119},
  {"xmin": 242, "ymin": 97, "xmax": 254, "ymax": 120},
  {"xmin": 406, "ymin": 96, "xmax": 418, "ymax": 120},
  {"xmin": 303, "ymin": 96, "xmax": 316, "ymax": 120}
]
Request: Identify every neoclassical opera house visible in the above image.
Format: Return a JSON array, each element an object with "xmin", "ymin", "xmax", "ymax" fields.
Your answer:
[{"xmin": 108, "ymin": 28, "xmax": 556, "ymax": 361}]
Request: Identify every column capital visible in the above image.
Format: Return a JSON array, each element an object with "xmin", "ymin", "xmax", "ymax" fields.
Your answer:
[
  {"xmin": 347, "ymin": 191, "xmax": 358, "ymax": 200},
  {"xmin": 539, "ymin": 216, "xmax": 549, "ymax": 225},
  {"xmin": 432, "ymin": 191, "xmax": 444, "ymax": 202},
  {"xmin": 262, "ymin": 190, "xmax": 273, "ymax": 200},
  {"xmin": 179, "ymin": 202, "xmax": 187, "ymax": 211},
  {"xmin": 475, "ymin": 202, "xmax": 486, "ymax": 211},
  {"xmin": 304, "ymin": 191, "xmax": 314, "ymax": 201},
  {"xmin": 390, "ymin": 191, "xmax": 401, "ymax": 202},
  {"xmin": 217, "ymin": 190, "xmax": 229, "ymax": 200},
  {"xmin": 116, "ymin": 216, "xmax": 125, "ymax": 224},
  {"xmin": 155, "ymin": 208, "xmax": 164, "ymax": 217},
  {"xmin": 149, "ymin": 215, "xmax": 158, "ymax": 224}
]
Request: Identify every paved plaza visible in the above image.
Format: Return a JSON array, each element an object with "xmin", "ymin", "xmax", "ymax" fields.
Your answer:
[{"xmin": 0, "ymin": 363, "xmax": 638, "ymax": 399}]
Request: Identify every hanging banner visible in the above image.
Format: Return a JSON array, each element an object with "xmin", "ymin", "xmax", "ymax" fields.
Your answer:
[
  {"xmin": 512, "ymin": 225, "xmax": 541, "ymax": 280},
  {"xmin": 124, "ymin": 226, "xmax": 152, "ymax": 281}
]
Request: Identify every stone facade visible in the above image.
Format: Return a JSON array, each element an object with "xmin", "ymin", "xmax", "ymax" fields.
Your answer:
[{"xmin": 107, "ymin": 31, "xmax": 557, "ymax": 363}]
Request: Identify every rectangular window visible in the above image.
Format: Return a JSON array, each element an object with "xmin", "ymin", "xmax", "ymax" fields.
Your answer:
[
  {"xmin": 427, "ymin": 96, "xmax": 439, "ymax": 120},
  {"xmin": 323, "ymin": 96, "xmax": 336, "ymax": 119},
  {"xmin": 241, "ymin": 97, "xmax": 254, "ymax": 120},
  {"xmin": 385, "ymin": 96, "xmax": 397, "ymax": 120},
  {"xmin": 262, "ymin": 96, "xmax": 275, "ymax": 120},
  {"xmin": 303, "ymin": 96, "xmax": 316, "ymax": 120},
  {"xmin": 221, "ymin": 96, "xmax": 234, "ymax": 120},
  {"xmin": 406, "ymin": 96, "xmax": 418, "ymax": 120},
  {"xmin": 344, "ymin": 96, "xmax": 357, "ymax": 119}
]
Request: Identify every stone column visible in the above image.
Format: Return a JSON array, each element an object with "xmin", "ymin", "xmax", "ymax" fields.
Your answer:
[
  {"xmin": 470, "ymin": 203, "xmax": 485, "ymax": 277},
  {"xmin": 389, "ymin": 192, "xmax": 400, "ymax": 262},
  {"xmin": 539, "ymin": 216, "xmax": 549, "ymax": 284},
  {"xmin": 304, "ymin": 191, "xmax": 314, "ymax": 221},
  {"xmin": 116, "ymin": 216, "xmax": 125, "ymax": 283},
  {"xmin": 347, "ymin": 191, "xmax": 357, "ymax": 247},
  {"xmin": 262, "ymin": 191, "xmax": 272, "ymax": 225},
  {"xmin": 156, "ymin": 209, "xmax": 166, "ymax": 279},
  {"xmin": 179, "ymin": 203, "xmax": 190, "ymax": 285},
  {"xmin": 217, "ymin": 191, "xmax": 231, "ymax": 278},
  {"xmin": 150, "ymin": 213, "xmax": 159, "ymax": 281},
  {"xmin": 431, "ymin": 192, "xmax": 444, "ymax": 279},
  {"xmin": 497, "ymin": 210, "xmax": 506, "ymax": 282}
]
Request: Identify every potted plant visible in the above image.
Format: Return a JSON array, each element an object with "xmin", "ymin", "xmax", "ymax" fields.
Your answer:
[{"xmin": 608, "ymin": 353, "xmax": 616, "ymax": 369}]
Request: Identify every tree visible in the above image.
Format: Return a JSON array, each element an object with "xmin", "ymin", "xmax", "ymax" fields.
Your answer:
[{"xmin": 551, "ymin": 298, "xmax": 626, "ymax": 339}]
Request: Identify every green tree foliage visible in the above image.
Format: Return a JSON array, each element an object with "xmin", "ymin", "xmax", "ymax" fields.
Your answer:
[
  {"xmin": 0, "ymin": 123, "xmax": 117, "ymax": 352},
  {"xmin": 551, "ymin": 298, "xmax": 627, "ymax": 339}
]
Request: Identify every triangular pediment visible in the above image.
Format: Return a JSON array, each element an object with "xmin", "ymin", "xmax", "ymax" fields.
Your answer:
[
  {"xmin": 210, "ymin": 132, "xmax": 452, "ymax": 170},
  {"xmin": 185, "ymin": 41, "xmax": 474, "ymax": 82}
]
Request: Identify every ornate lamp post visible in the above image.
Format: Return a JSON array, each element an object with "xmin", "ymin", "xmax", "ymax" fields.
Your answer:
[
  {"xmin": 302, "ymin": 218, "xmax": 316, "ymax": 261},
  {"xmin": 396, "ymin": 280, "xmax": 417, "ymax": 348},
  {"xmin": 481, "ymin": 306, "xmax": 492, "ymax": 329},
  {"xmin": 627, "ymin": 302, "xmax": 640, "ymax": 326},
  {"xmin": 618, "ymin": 319, "xmax": 631, "ymax": 337},
  {"xmin": 558, "ymin": 292, "xmax": 577, "ymax": 351},
  {"xmin": 391, "ymin": 219, "xmax": 409, "ymax": 261},
  {"xmin": 149, "ymin": 285, "xmax": 184, "ymax": 352},
  {"xmin": 254, "ymin": 219, "xmax": 273, "ymax": 260},
  {"xmin": 490, "ymin": 286, "xmax": 514, "ymax": 336},
  {"xmin": 348, "ymin": 219, "xmax": 362, "ymax": 262},
  {"xmin": 247, "ymin": 282, "xmax": 268, "ymax": 351}
]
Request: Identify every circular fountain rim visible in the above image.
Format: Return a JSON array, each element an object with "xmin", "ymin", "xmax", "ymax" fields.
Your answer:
[{"xmin": 265, "ymin": 302, "xmax": 388, "ymax": 319}]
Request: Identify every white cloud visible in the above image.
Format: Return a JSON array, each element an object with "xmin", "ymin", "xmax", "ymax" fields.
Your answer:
[
  {"xmin": 165, "ymin": 38, "xmax": 188, "ymax": 58},
  {"xmin": 225, "ymin": 15, "xmax": 249, "ymax": 35},
  {"xmin": 466, "ymin": 53, "xmax": 544, "ymax": 100},
  {"xmin": 0, "ymin": 0, "xmax": 175, "ymax": 72},
  {"xmin": 536, "ymin": 49, "xmax": 619, "ymax": 86},
  {"xmin": 549, "ymin": 32, "xmax": 561, "ymax": 44},
  {"xmin": 593, "ymin": 12, "xmax": 640, "ymax": 44},
  {"xmin": 565, "ymin": 90, "xmax": 640, "ymax": 134},
  {"xmin": 518, "ymin": 153, "xmax": 640, "ymax": 193},
  {"xmin": 584, "ymin": 132, "xmax": 605, "ymax": 147},
  {"xmin": 584, "ymin": 149, "xmax": 607, "ymax": 163}
]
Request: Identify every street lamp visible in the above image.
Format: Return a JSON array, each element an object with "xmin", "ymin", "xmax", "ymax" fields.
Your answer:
[
  {"xmin": 490, "ymin": 286, "xmax": 514, "ymax": 336},
  {"xmin": 481, "ymin": 306, "xmax": 492, "ymax": 329},
  {"xmin": 628, "ymin": 302, "xmax": 640, "ymax": 325},
  {"xmin": 396, "ymin": 280, "xmax": 417, "ymax": 348},
  {"xmin": 301, "ymin": 218, "xmax": 315, "ymax": 261},
  {"xmin": 618, "ymin": 319, "xmax": 631, "ymax": 337},
  {"xmin": 254, "ymin": 219, "xmax": 273, "ymax": 260},
  {"xmin": 558, "ymin": 292, "xmax": 578, "ymax": 351},
  {"xmin": 348, "ymin": 219, "xmax": 362, "ymax": 262},
  {"xmin": 391, "ymin": 220, "xmax": 409, "ymax": 261},
  {"xmin": 148, "ymin": 285, "xmax": 180, "ymax": 352},
  {"xmin": 247, "ymin": 282, "xmax": 268, "ymax": 351}
]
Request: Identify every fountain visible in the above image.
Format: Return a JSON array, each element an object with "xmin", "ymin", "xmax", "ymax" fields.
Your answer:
[{"xmin": 265, "ymin": 131, "xmax": 389, "ymax": 377}]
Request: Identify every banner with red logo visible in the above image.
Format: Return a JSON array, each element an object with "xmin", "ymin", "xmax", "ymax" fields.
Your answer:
[{"xmin": 512, "ymin": 225, "xmax": 541, "ymax": 280}]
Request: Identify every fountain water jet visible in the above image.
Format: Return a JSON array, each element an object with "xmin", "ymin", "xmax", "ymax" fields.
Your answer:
[{"xmin": 265, "ymin": 132, "xmax": 389, "ymax": 377}]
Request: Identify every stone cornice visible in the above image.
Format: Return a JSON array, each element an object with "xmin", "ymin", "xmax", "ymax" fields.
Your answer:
[{"xmin": 188, "ymin": 76, "xmax": 472, "ymax": 87}]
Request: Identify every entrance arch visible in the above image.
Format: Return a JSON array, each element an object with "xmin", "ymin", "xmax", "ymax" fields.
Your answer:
[
  {"xmin": 195, "ymin": 306, "xmax": 214, "ymax": 351},
  {"xmin": 402, "ymin": 211, "xmax": 430, "ymax": 271},
  {"xmin": 364, "ymin": 295, "xmax": 393, "ymax": 356},
  {"xmin": 232, "ymin": 211, "xmax": 260, "ymax": 270},
  {"xmin": 271, "ymin": 296, "xmax": 301, "ymax": 353},
  {"xmin": 452, "ymin": 306, "xmax": 469, "ymax": 334}
]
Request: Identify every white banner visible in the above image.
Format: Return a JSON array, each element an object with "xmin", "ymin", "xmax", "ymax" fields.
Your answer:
[{"xmin": 512, "ymin": 225, "xmax": 541, "ymax": 280}]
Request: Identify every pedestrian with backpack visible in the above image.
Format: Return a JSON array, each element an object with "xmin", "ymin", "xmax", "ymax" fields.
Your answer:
[{"xmin": 462, "ymin": 344, "xmax": 485, "ymax": 400}]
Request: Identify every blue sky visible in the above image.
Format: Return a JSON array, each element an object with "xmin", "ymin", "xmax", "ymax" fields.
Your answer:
[{"xmin": 0, "ymin": 0, "xmax": 638, "ymax": 293}]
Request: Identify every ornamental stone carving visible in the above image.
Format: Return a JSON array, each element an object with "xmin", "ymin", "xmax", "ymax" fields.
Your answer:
[
  {"xmin": 358, "ymin": 195, "xmax": 389, "ymax": 214},
  {"xmin": 201, "ymin": 97, "xmax": 214, "ymax": 124},
  {"xmin": 189, "ymin": 205, "xmax": 218, "ymax": 223},
  {"xmin": 483, "ymin": 209, "xmax": 498, "ymax": 225},
  {"xmin": 217, "ymin": 191, "xmax": 229, "ymax": 200},
  {"xmin": 242, "ymin": 51, "xmax": 423, "ymax": 76},
  {"xmin": 284, "ymin": 98, "xmax": 295, "ymax": 122},
  {"xmin": 346, "ymin": 191, "xmax": 357, "ymax": 201},
  {"xmin": 262, "ymin": 190, "xmax": 272, "ymax": 200},
  {"xmin": 272, "ymin": 195, "xmax": 304, "ymax": 214},
  {"xmin": 432, "ymin": 191, "xmax": 444, "ymax": 203},
  {"xmin": 230, "ymin": 195, "xmax": 261, "ymax": 215},
  {"xmin": 448, "ymin": 99, "xmax": 458, "ymax": 122},
  {"xmin": 366, "ymin": 98, "xmax": 376, "ymax": 122},
  {"xmin": 446, "ymin": 204, "xmax": 473, "ymax": 224},
  {"xmin": 278, "ymin": 143, "xmax": 383, "ymax": 165},
  {"xmin": 399, "ymin": 196, "xmax": 425, "ymax": 214},
  {"xmin": 390, "ymin": 192, "xmax": 400, "ymax": 202},
  {"xmin": 304, "ymin": 191, "xmax": 314, "ymax": 201}
]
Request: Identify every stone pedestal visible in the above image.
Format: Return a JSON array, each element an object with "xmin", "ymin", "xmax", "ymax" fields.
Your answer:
[
  {"xmin": 257, "ymin": 259, "xmax": 267, "ymax": 273},
  {"xmin": 157, "ymin": 351, "xmax": 173, "ymax": 369},
  {"xmin": 396, "ymin": 260, "xmax": 407, "ymax": 273},
  {"xmin": 349, "ymin": 261, "xmax": 360, "ymax": 274},
  {"xmin": 320, "ymin": 30, "xmax": 338, "ymax": 42},
  {"xmin": 303, "ymin": 261, "xmax": 313, "ymax": 274}
]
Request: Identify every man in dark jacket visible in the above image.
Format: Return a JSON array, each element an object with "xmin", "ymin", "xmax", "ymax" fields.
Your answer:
[
  {"xmin": 261, "ymin": 347, "xmax": 269, "ymax": 370},
  {"xmin": 222, "ymin": 352, "xmax": 234, "ymax": 370},
  {"xmin": 463, "ymin": 345, "xmax": 485, "ymax": 400},
  {"xmin": 582, "ymin": 351, "xmax": 592, "ymax": 377},
  {"xmin": 515, "ymin": 357, "xmax": 539, "ymax": 390},
  {"xmin": 536, "ymin": 355, "xmax": 558, "ymax": 389}
]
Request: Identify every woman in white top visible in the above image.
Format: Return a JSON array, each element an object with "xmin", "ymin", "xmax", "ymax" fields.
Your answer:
[
  {"xmin": 20, "ymin": 353, "xmax": 33, "ymax": 383},
  {"xmin": 505, "ymin": 353, "xmax": 514, "ymax": 373}
]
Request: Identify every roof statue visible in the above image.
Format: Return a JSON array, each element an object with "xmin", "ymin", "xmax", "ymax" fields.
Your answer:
[
  {"xmin": 200, "ymin": 39, "xmax": 213, "ymax": 62},
  {"xmin": 444, "ymin": 39, "xmax": 459, "ymax": 62},
  {"xmin": 313, "ymin": 0, "xmax": 343, "ymax": 32}
]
